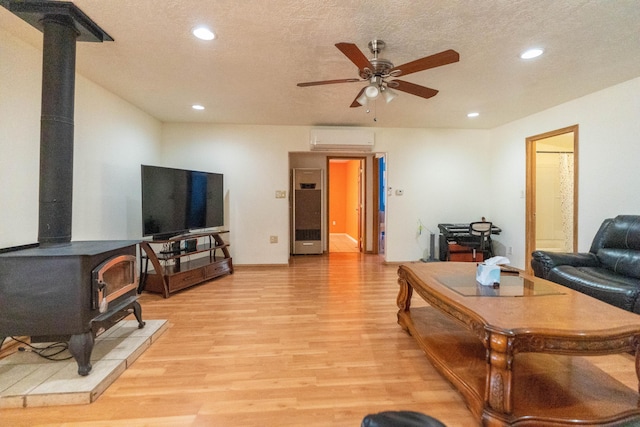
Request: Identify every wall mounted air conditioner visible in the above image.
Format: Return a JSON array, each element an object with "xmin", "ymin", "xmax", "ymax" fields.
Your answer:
[{"xmin": 309, "ymin": 128, "xmax": 374, "ymax": 151}]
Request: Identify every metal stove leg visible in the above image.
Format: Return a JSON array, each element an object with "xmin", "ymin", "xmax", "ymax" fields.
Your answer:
[
  {"xmin": 69, "ymin": 331, "xmax": 94, "ymax": 376},
  {"xmin": 132, "ymin": 301, "xmax": 145, "ymax": 329}
]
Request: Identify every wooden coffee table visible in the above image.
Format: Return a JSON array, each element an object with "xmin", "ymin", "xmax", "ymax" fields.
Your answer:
[{"xmin": 397, "ymin": 262, "xmax": 640, "ymax": 426}]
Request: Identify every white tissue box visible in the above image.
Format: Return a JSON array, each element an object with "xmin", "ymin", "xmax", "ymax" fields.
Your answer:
[{"xmin": 476, "ymin": 263, "xmax": 501, "ymax": 286}]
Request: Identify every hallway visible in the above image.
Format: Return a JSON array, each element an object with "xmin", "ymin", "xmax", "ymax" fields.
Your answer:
[{"xmin": 329, "ymin": 233, "xmax": 359, "ymax": 253}]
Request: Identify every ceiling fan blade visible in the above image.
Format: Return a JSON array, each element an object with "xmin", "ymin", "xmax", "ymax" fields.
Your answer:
[
  {"xmin": 335, "ymin": 42, "xmax": 374, "ymax": 74},
  {"xmin": 392, "ymin": 80, "xmax": 439, "ymax": 99},
  {"xmin": 297, "ymin": 78, "xmax": 362, "ymax": 87},
  {"xmin": 350, "ymin": 87, "xmax": 366, "ymax": 108},
  {"xmin": 390, "ymin": 49, "xmax": 460, "ymax": 77}
]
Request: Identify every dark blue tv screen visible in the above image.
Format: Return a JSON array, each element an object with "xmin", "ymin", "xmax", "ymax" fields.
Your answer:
[{"xmin": 141, "ymin": 165, "xmax": 224, "ymax": 238}]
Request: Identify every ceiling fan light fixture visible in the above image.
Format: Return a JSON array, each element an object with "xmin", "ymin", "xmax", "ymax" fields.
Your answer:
[
  {"xmin": 364, "ymin": 84, "xmax": 380, "ymax": 99},
  {"xmin": 382, "ymin": 87, "xmax": 398, "ymax": 104},
  {"xmin": 356, "ymin": 92, "xmax": 369, "ymax": 106}
]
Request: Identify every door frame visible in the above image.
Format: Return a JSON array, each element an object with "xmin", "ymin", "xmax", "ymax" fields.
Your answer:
[
  {"xmin": 525, "ymin": 124, "xmax": 579, "ymax": 272},
  {"xmin": 372, "ymin": 154, "xmax": 382, "ymax": 255}
]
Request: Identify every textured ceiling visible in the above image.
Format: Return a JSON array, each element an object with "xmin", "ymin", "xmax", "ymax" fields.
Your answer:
[{"xmin": 1, "ymin": 0, "xmax": 639, "ymax": 129}]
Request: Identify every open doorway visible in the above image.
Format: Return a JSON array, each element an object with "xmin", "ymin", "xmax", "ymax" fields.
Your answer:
[
  {"xmin": 328, "ymin": 158, "xmax": 363, "ymax": 252},
  {"xmin": 525, "ymin": 125, "xmax": 579, "ymax": 272},
  {"xmin": 288, "ymin": 151, "xmax": 383, "ymax": 256}
]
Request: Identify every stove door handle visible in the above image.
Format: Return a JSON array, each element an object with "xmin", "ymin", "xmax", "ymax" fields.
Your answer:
[{"xmin": 96, "ymin": 283, "xmax": 108, "ymax": 313}]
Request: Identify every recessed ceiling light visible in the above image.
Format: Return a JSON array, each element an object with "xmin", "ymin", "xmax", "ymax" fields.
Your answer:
[
  {"xmin": 520, "ymin": 48, "xmax": 544, "ymax": 59},
  {"xmin": 192, "ymin": 104, "xmax": 205, "ymax": 110},
  {"xmin": 192, "ymin": 27, "xmax": 215, "ymax": 41},
  {"xmin": 467, "ymin": 112, "xmax": 479, "ymax": 118}
]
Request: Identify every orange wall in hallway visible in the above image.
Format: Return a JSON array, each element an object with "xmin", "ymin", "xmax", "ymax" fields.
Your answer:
[
  {"xmin": 329, "ymin": 162, "xmax": 346, "ymax": 233},
  {"xmin": 329, "ymin": 160, "xmax": 359, "ymax": 240}
]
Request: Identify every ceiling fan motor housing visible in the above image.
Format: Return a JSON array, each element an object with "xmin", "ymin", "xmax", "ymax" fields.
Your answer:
[
  {"xmin": 368, "ymin": 39, "xmax": 385, "ymax": 54},
  {"xmin": 359, "ymin": 40, "xmax": 394, "ymax": 79}
]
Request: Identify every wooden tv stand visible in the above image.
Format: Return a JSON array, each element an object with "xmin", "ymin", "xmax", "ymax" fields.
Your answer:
[{"xmin": 140, "ymin": 231, "xmax": 233, "ymax": 298}]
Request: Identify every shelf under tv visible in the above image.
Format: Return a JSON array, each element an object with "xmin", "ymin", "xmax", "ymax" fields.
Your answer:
[{"xmin": 140, "ymin": 231, "xmax": 233, "ymax": 298}]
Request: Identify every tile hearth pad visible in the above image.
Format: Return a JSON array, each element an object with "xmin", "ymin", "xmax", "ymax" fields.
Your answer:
[{"xmin": 0, "ymin": 319, "xmax": 167, "ymax": 408}]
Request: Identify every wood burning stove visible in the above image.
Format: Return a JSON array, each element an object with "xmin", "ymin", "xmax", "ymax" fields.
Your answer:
[
  {"xmin": 0, "ymin": 242, "xmax": 144, "ymax": 376},
  {"xmin": 0, "ymin": 1, "xmax": 144, "ymax": 376}
]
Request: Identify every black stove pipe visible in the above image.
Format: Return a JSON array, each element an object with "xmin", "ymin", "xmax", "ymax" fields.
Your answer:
[{"xmin": 38, "ymin": 14, "xmax": 78, "ymax": 245}]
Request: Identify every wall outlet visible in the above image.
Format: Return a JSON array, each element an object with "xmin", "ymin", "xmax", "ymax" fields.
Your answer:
[
  {"xmin": 275, "ymin": 190, "xmax": 286, "ymax": 198},
  {"xmin": 507, "ymin": 246, "xmax": 513, "ymax": 255},
  {"xmin": 270, "ymin": 235, "xmax": 278, "ymax": 244}
]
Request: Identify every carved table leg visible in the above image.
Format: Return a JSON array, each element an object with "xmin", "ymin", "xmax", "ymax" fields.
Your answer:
[
  {"xmin": 396, "ymin": 273, "xmax": 414, "ymax": 333},
  {"xmin": 69, "ymin": 331, "xmax": 94, "ymax": 376},
  {"xmin": 485, "ymin": 332, "xmax": 514, "ymax": 417}
]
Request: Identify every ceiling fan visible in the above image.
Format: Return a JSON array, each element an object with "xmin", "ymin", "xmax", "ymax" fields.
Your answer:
[{"xmin": 297, "ymin": 40, "xmax": 459, "ymax": 108}]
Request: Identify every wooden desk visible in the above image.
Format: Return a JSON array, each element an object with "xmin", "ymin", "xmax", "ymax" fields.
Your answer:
[
  {"xmin": 397, "ymin": 262, "xmax": 640, "ymax": 426},
  {"xmin": 446, "ymin": 243, "xmax": 483, "ymax": 262}
]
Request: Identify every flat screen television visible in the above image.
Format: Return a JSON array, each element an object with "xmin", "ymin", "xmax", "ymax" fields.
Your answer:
[{"xmin": 141, "ymin": 165, "xmax": 224, "ymax": 239}]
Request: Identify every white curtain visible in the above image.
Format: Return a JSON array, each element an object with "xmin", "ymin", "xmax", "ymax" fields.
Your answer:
[{"xmin": 558, "ymin": 153, "xmax": 574, "ymax": 252}]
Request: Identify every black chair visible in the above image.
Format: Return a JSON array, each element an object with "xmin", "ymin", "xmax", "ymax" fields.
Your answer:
[
  {"xmin": 468, "ymin": 221, "xmax": 493, "ymax": 259},
  {"xmin": 361, "ymin": 411, "xmax": 446, "ymax": 427}
]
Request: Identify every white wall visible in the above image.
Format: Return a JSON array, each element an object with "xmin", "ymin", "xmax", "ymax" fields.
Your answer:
[
  {"xmin": 161, "ymin": 124, "xmax": 492, "ymax": 264},
  {"xmin": 375, "ymin": 128, "xmax": 492, "ymax": 262},
  {"xmin": 72, "ymin": 76, "xmax": 162, "ymax": 240},
  {"xmin": 0, "ymin": 29, "xmax": 43, "ymax": 247},
  {"xmin": 489, "ymin": 77, "xmax": 640, "ymax": 268},
  {"xmin": 0, "ymin": 28, "xmax": 161, "ymax": 248}
]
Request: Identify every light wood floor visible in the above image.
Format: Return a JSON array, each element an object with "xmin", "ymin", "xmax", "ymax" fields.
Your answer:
[
  {"xmin": 1, "ymin": 254, "xmax": 636, "ymax": 426},
  {"xmin": 329, "ymin": 233, "xmax": 359, "ymax": 253}
]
